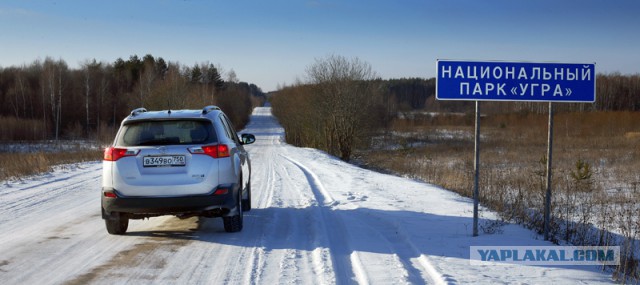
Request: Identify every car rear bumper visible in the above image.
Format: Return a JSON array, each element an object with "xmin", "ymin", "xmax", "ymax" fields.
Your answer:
[{"xmin": 101, "ymin": 185, "xmax": 238, "ymax": 219}]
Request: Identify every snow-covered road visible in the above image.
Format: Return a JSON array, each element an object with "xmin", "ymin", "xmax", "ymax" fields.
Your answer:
[{"xmin": 0, "ymin": 107, "xmax": 614, "ymax": 284}]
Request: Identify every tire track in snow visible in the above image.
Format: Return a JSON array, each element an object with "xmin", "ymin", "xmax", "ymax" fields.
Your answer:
[
  {"xmin": 242, "ymin": 149, "xmax": 282, "ymax": 285},
  {"xmin": 280, "ymin": 157, "xmax": 338, "ymax": 285},
  {"xmin": 280, "ymin": 155, "xmax": 336, "ymax": 206},
  {"xmin": 0, "ymin": 163, "xmax": 102, "ymax": 228},
  {"xmin": 0, "ymin": 164, "xmax": 202, "ymax": 285},
  {"xmin": 0, "ymin": 165, "xmax": 103, "ymax": 251},
  {"xmin": 241, "ymin": 149, "xmax": 279, "ymax": 285},
  {"xmin": 280, "ymin": 153, "xmax": 453, "ymax": 285},
  {"xmin": 280, "ymin": 154, "xmax": 369, "ymax": 285},
  {"xmin": 1, "ymin": 173, "xmax": 100, "ymax": 211},
  {"xmin": 201, "ymin": 151, "xmax": 281, "ymax": 285},
  {"xmin": 0, "ymin": 162, "xmax": 100, "ymax": 196},
  {"xmin": 250, "ymin": 155, "xmax": 329, "ymax": 284},
  {"xmin": 349, "ymin": 210, "xmax": 455, "ymax": 285}
]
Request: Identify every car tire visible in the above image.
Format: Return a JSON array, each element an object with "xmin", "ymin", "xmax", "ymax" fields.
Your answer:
[
  {"xmin": 242, "ymin": 179, "xmax": 251, "ymax": 212},
  {"xmin": 223, "ymin": 191, "xmax": 243, "ymax": 233},
  {"xmin": 105, "ymin": 212, "xmax": 129, "ymax": 235}
]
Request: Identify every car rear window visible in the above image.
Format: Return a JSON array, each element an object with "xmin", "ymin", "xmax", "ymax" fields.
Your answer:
[{"xmin": 117, "ymin": 120, "xmax": 217, "ymax": 146}]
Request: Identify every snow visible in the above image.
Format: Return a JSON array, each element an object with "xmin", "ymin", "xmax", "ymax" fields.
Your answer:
[{"xmin": 0, "ymin": 107, "xmax": 615, "ymax": 284}]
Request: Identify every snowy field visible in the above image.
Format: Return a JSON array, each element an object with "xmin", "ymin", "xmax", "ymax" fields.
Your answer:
[{"xmin": 0, "ymin": 107, "xmax": 614, "ymax": 284}]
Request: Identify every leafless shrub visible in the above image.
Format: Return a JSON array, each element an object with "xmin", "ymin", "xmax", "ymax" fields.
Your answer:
[
  {"xmin": 272, "ymin": 55, "xmax": 385, "ymax": 161},
  {"xmin": 481, "ymin": 219, "xmax": 506, "ymax": 235}
]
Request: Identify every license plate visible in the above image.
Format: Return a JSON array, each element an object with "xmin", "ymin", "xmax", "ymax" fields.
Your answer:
[{"xmin": 143, "ymin": 155, "xmax": 186, "ymax": 167}]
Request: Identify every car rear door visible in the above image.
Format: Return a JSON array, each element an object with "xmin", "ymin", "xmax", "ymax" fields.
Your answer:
[{"xmin": 112, "ymin": 119, "xmax": 220, "ymax": 197}]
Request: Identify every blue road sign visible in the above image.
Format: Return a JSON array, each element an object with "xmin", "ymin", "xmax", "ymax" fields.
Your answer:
[{"xmin": 436, "ymin": 60, "xmax": 596, "ymax": 102}]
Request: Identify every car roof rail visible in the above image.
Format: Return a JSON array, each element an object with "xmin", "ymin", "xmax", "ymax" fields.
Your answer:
[
  {"xmin": 130, "ymin": 107, "xmax": 147, "ymax": 117},
  {"xmin": 202, "ymin": 105, "xmax": 221, "ymax": 115}
]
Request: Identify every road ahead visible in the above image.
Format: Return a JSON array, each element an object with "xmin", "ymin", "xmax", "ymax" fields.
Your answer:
[{"xmin": 0, "ymin": 107, "xmax": 613, "ymax": 284}]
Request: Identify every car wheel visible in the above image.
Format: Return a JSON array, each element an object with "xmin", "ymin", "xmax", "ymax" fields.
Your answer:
[
  {"xmin": 242, "ymin": 178, "xmax": 251, "ymax": 212},
  {"xmin": 105, "ymin": 212, "xmax": 129, "ymax": 235},
  {"xmin": 223, "ymin": 190, "xmax": 243, "ymax": 233}
]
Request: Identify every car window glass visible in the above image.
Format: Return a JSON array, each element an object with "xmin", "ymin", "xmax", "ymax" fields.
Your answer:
[
  {"xmin": 218, "ymin": 115, "xmax": 233, "ymax": 139},
  {"xmin": 118, "ymin": 120, "xmax": 216, "ymax": 146},
  {"xmin": 223, "ymin": 115, "xmax": 241, "ymax": 144}
]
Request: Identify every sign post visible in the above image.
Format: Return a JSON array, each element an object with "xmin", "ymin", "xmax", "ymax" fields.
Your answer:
[
  {"xmin": 544, "ymin": 102, "xmax": 554, "ymax": 241},
  {"xmin": 436, "ymin": 60, "xmax": 595, "ymax": 239},
  {"xmin": 473, "ymin": 101, "xmax": 480, "ymax": 237}
]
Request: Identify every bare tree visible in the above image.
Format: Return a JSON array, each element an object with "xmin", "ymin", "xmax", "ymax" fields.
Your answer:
[
  {"xmin": 42, "ymin": 58, "xmax": 58, "ymax": 140},
  {"xmin": 55, "ymin": 60, "xmax": 67, "ymax": 140},
  {"xmin": 306, "ymin": 55, "xmax": 380, "ymax": 161},
  {"xmin": 40, "ymin": 58, "xmax": 68, "ymax": 141},
  {"xmin": 227, "ymin": 69, "xmax": 238, "ymax": 83},
  {"xmin": 81, "ymin": 59, "xmax": 100, "ymax": 133},
  {"xmin": 139, "ymin": 56, "xmax": 157, "ymax": 107}
]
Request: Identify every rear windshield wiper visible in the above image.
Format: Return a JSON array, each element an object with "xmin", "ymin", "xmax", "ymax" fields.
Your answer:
[{"xmin": 137, "ymin": 137, "xmax": 180, "ymax": 146}]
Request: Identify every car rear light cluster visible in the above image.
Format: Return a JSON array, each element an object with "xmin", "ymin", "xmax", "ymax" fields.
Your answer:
[
  {"xmin": 188, "ymin": 144, "xmax": 230, "ymax": 158},
  {"xmin": 104, "ymin": 147, "xmax": 140, "ymax": 161}
]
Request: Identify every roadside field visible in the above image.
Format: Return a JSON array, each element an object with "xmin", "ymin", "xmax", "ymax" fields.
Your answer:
[{"xmin": 357, "ymin": 110, "xmax": 640, "ymax": 280}]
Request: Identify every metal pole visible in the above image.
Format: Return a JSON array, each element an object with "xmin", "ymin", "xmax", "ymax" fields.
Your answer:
[
  {"xmin": 544, "ymin": 102, "xmax": 554, "ymax": 241},
  {"xmin": 473, "ymin": 101, "xmax": 480, "ymax": 237}
]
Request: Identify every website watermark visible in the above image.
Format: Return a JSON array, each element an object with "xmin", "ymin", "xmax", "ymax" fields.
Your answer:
[{"xmin": 470, "ymin": 246, "xmax": 620, "ymax": 265}]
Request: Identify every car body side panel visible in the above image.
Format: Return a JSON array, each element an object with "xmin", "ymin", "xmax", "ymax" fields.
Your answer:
[
  {"xmin": 217, "ymin": 156, "xmax": 238, "ymax": 186},
  {"xmin": 102, "ymin": 161, "xmax": 114, "ymax": 189},
  {"xmin": 241, "ymin": 151, "xmax": 251, "ymax": 193}
]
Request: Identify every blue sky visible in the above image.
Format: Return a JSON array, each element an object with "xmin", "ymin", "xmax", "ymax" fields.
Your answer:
[{"xmin": 1, "ymin": 0, "xmax": 639, "ymax": 91}]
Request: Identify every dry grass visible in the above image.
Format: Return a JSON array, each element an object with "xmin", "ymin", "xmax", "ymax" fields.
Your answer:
[
  {"xmin": 0, "ymin": 150, "xmax": 102, "ymax": 181},
  {"xmin": 357, "ymin": 110, "xmax": 640, "ymax": 281}
]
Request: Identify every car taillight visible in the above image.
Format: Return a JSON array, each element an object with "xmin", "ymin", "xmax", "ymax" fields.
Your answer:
[
  {"xmin": 189, "ymin": 144, "xmax": 230, "ymax": 158},
  {"xmin": 104, "ymin": 147, "xmax": 139, "ymax": 161},
  {"xmin": 216, "ymin": 144, "xmax": 230, "ymax": 157}
]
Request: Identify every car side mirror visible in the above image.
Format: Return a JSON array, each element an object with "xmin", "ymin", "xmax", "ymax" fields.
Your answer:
[{"xmin": 240, "ymin": 133, "xmax": 256, "ymax": 145}]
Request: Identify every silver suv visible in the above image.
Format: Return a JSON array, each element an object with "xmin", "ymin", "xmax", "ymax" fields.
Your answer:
[{"xmin": 101, "ymin": 106, "xmax": 255, "ymax": 235}]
